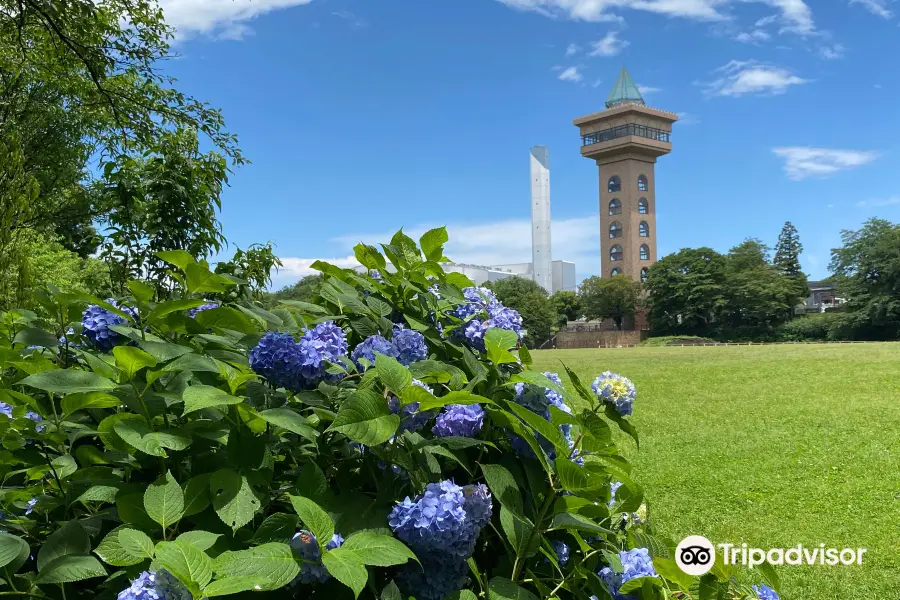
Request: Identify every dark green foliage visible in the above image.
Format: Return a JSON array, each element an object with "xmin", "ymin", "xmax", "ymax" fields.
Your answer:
[
  {"xmin": 216, "ymin": 244, "xmax": 284, "ymax": 302},
  {"xmin": 773, "ymin": 222, "xmax": 809, "ymax": 316},
  {"xmin": 268, "ymin": 274, "xmax": 325, "ymax": 306},
  {"xmin": 579, "ymin": 275, "xmax": 641, "ymax": 330},
  {"xmin": 485, "ymin": 276, "xmax": 555, "ymax": 347},
  {"xmin": 644, "ymin": 247, "xmax": 727, "ymax": 336},
  {"xmin": 721, "ymin": 239, "xmax": 796, "ymax": 334},
  {"xmin": 550, "ymin": 290, "xmax": 580, "ymax": 327},
  {"xmin": 775, "ymin": 313, "xmax": 848, "ymax": 341}
]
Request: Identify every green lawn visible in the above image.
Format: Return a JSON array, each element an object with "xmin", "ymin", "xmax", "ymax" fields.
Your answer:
[{"xmin": 531, "ymin": 343, "xmax": 900, "ymax": 600}]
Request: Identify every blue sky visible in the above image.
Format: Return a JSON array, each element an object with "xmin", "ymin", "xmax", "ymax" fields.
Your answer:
[{"xmin": 159, "ymin": 0, "xmax": 899, "ymax": 288}]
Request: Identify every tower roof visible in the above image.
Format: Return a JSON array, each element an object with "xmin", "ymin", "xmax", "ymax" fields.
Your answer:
[{"xmin": 605, "ymin": 66, "xmax": 645, "ymax": 109}]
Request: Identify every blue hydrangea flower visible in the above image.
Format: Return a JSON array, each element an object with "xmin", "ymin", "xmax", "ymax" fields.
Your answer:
[
  {"xmin": 0, "ymin": 403, "xmax": 11, "ymax": 419},
  {"xmin": 291, "ymin": 530, "xmax": 344, "ymax": 584},
  {"xmin": 599, "ymin": 548, "xmax": 658, "ymax": 600},
  {"xmin": 432, "ymin": 404, "xmax": 484, "ymax": 438},
  {"xmin": 369, "ymin": 269, "xmax": 383, "ymax": 282},
  {"xmin": 250, "ymin": 322, "xmax": 348, "ymax": 391},
  {"xmin": 513, "ymin": 372, "xmax": 570, "ymax": 419},
  {"xmin": 392, "ymin": 325, "xmax": 428, "ymax": 365},
  {"xmin": 592, "ymin": 371, "xmax": 637, "ymax": 417},
  {"xmin": 397, "ymin": 554, "xmax": 468, "ymax": 600},
  {"xmin": 58, "ymin": 328, "xmax": 82, "ymax": 349},
  {"xmin": 188, "ymin": 302, "xmax": 219, "ymax": 318},
  {"xmin": 117, "ymin": 570, "xmax": 191, "ymax": 600},
  {"xmin": 389, "ymin": 480, "xmax": 492, "ymax": 559},
  {"xmin": 488, "ymin": 305, "xmax": 523, "ymax": 335},
  {"xmin": 553, "ymin": 540, "xmax": 570, "ymax": 566},
  {"xmin": 388, "ymin": 380, "xmax": 436, "ymax": 432},
  {"xmin": 24, "ymin": 497, "xmax": 37, "ymax": 515},
  {"xmin": 609, "ymin": 481, "xmax": 623, "ymax": 507},
  {"xmin": 81, "ymin": 300, "xmax": 138, "ymax": 352},
  {"xmin": 351, "ymin": 334, "xmax": 397, "ymax": 370},
  {"xmin": 0, "ymin": 403, "xmax": 46, "ymax": 433},
  {"xmin": 754, "ymin": 585, "xmax": 780, "ymax": 600},
  {"xmin": 448, "ymin": 287, "xmax": 523, "ymax": 350},
  {"xmin": 450, "ymin": 287, "xmax": 497, "ymax": 320}
]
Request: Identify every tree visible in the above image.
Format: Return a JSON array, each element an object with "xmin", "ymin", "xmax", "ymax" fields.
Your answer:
[
  {"xmin": 550, "ymin": 290, "xmax": 581, "ymax": 327},
  {"xmin": 829, "ymin": 218, "xmax": 900, "ymax": 339},
  {"xmin": 774, "ymin": 221, "xmax": 809, "ymax": 315},
  {"xmin": 270, "ymin": 274, "xmax": 325, "ymax": 305},
  {"xmin": 579, "ymin": 275, "xmax": 640, "ymax": 330},
  {"xmin": 644, "ymin": 248, "xmax": 727, "ymax": 335},
  {"xmin": 485, "ymin": 276, "xmax": 555, "ymax": 347},
  {"xmin": 722, "ymin": 239, "xmax": 795, "ymax": 334}
]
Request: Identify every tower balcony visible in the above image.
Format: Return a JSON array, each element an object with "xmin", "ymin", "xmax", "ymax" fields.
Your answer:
[{"xmin": 580, "ymin": 122, "xmax": 672, "ymax": 162}]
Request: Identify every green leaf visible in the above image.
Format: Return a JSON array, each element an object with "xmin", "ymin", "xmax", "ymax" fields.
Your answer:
[
  {"xmin": 354, "ymin": 243, "xmax": 388, "ymax": 270},
  {"xmin": 163, "ymin": 353, "xmax": 221, "ymax": 374},
  {"xmin": 127, "ymin": 280, "xmax": 156, "ymax": 303},
  {"xmin": 420, "ymin": 227, "xmax": 449, "ymax": 261},
  {"xmin": 14, "ymin": 327, "xmax": 58, "ymax": 349},
  {"xmin": 399, "ymin": 384, "xmax": 434, "ymax": 409},
  {"xmin": 51, "ymin": 454, "xmax": 78, "ymax": 479},
  {"xmin": 517, "ymin": 344, "xmax": 533, "ymax": 367},
  {"xmin": 375, "ymin": 353, "xmax": 412, "ymax": 393},
  {"xmin": 0, "ymin": 533, "xmax": 29, "ymax": 569},
  {"xmin": 144, "ymin": 471, "xmax": 185, "ymax": 530},
  {"xmin": 415, "ymin": 390, "xmax": 493, "ymax": 413},
  {"xmin": 195, "ymin": 306, "xmax": 257, "ymax": 333},
  {"xmin": 381, "ymin": 580, "xmax": 403, "ymax": 600},
  {"xmin": 507, "ymin": 403, "xmax": 567, "ymax": 452},
  {"xmin": 488, "ymin": 576, "xmax": 539, "ymax": 600},
  {"xmin": 604, "ymin": 404, "xmax": 640, "ymax": 448},
  {"xmin": 258, "ymin": 408, "xmax": 318, "ymax": 441},
  {"xmin": 113, "ymin": 346, "xmax": 159, "ymax": 380},
  {"xmin": 213, "ymin": 543, "xmax": 300, "ymax": 591},
  {"xmin": 157, "ymin": 250, "xmax": 196, "ymax": 272},
  {"xmin": 321, "ymin": 547, "xmax": 368, "ymax": 599},
  {"xmin": 155, "ymin": 540, "xmax": 213, "ymax": 590},
  {"xmin": 61, "ymin": 392, "xmax": 120, "ymax": 417},
  {"xmin": 500, "ymin": 507, "xmax": 535, "ymax": 558},
  {"xmin": 555, "ymin": 458, "xmax": 603, "ymax": 494},
  {"xmin": 182, "ymin": 385, "xmax": 244, "ymax": 415},
  {"xmin": 618, "ymin": 576, "xmax": 663, "ymax": 594},
  {"xmin": 186, "ymin": 263, "xmax": 235, "ymax": 294},
  {"xmin": 113, "ymin": 419, "xmax": 166, "ymax": 457},
  {"xmin": 277, "ymin": 300, "xmax": 328, "ymax": 314},
  {"xmin": 146, "ymin": 299, "xmax": 207, "ymax": 323},
  {"xmin": 253, "ymin": 514, "xmax": 298, "ymax": 544},
  {"xmin": 757, "ymin": 560, "xmax": 782, "ymax": 593},
  {"xmin": 38, "ymin": 519, "xmax": 89, "ymax": 571},
  {"xmin": 182, "ymin": 473, "xmax": 212, "ymax": 517},
  {"xmin": 480, "ymin": 463, "xmax": 524, "ymax": 521},
  {"xmin": 118, "ymin": 529, "xmax": 154, "ymax": 561},
  {"xmin": 652, "ymin": 557, "xmax": 694, "ymax": 591},
  {"xmin": 20, "ymin": 369, "xmax": 116, "ymax": 394},
  {"xmin": 562, "ymin": 364, "xmax": 596, "ymax": 408},
  {"xmin": 327, "ymin": 389, "xmax": 399, "ymax": 446},
  {"xmin": 341, "ymin": 532, "xmax": 418, "ymax": 567},
  {"xmin": 548, "ymin": 512, "xmax": 611, "ymax": 535},
  {"xmin": 289, "ymin": 496, "xmax": 334, "ymax": 547},
  {"xmin": 203, "ymin": 576, "xmax": 263, "ymax": 596},
  {"xmin": 484, "ymin": 328, "xmax": 519, "ymax": 351},
  {"xmin": 176, "ymin": 531, "xmax": 221, "ymax": 552},
  {"xmin": 578, "ymin": 410, "xmax": 612, "ymax": 448},
  {"xmin": 94, "ymin": 528, "xmax": 143, "ymax": 567},
  {"xmin": 210, "ymin": 469, "xmax": 261, "ymax": 531},
  {"xmin": 35, "ymin": 555, "xmax": 106, "ymax": 584},
  {"xmin": 449, "ymin": 591, "xmax": 479, "ymax": 600}
]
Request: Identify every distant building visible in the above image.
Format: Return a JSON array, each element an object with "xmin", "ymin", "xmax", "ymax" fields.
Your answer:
[
  {"xmin": 804, "ymin": 280, "xmax": 846, "ymax": 313},
  {"xmin": 441, "ymin": 260, "xmax": 576, "ymax": 293}
]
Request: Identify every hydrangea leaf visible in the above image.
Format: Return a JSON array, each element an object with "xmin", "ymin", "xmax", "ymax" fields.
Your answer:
[
  {"xmin": 652, "ymin": 557, "xmax": 693, "ymax": 591},
  {"xmin": 506, "ymin": 403, "xmax": 567, "ymax": 452},
  {"xmin": 195, "ymin": 307, "xmax": 258, "ymax": 334},
  {"xmin": 181, "ymin": 473, "xmax": 212, "ymax": 517},
  {"xmin": 500, "ymin": 506, "xmax": 536, "ymax": 558},
  {"xmin": 145, "ymin": 299, "xmax": 207, "ymax": 323},
  {"xmin": 61, "ymin": 392, "xmax": 120, "ymax": 417},
  {"xmin": 289, "ymin": 496, "xmax": 334, "ymax": 548},
  {"xmin": 321, "ymin": 547, "xmax": 368, "ymax": 599},
  {"xmin": 94, "ymin": 528, "xmax": 143, "ymax": 567},
  {"xmin": 562, "ymin": 364, "xmax": 597, "ymax": 408},
  {"xmin": 479, "ymin": 463, "xmax": 524, "ymax": 522},
  {"xmin": 488, "ymin": 576, "xmax": 539, "ymax": 600},
  {"xmin": 118, "ymin": 529, "xmax": 154, "ymax": 561},
  {"xmin": 176, "ymin": 531, "xmax": 221, "ymax": 552},
  {"xmin": 419, "ymin": 227, "xmax": 448, "ymax": 262},
  {"xmin": 13, "ymin": 327, "xmax": 58, "ymax": 349},
  {"xmin": 354, "ymin": 243, "xmax": 387, "ymax": 270},
  {"xmin": 77, "ymin": 485, "xmax": 121, "ymax": 505},
  {"xmin": 113, "ymin": 420, "xmax": 166, "ymax": 457},
  {"xmin": 0, "ymin": 533, "xmax": 29, "ymax": 570},
  {"xmin": 416, "ymin": 390, "xmax": 492, "ymax": 413},
  {"xmin": 136, "ymin": 340, "xmax": 195, "ymax": 362},
  {"xmin": 548, "ymin": 512, "xmax": 611, "ymax": 535},
  {"xmin": 35, "ymin": 555, "xmax": 106, "ymax": 584},
  {"xmin": 156, "ymin": 250, "xmax": 196, "ymax": 272},
  {"xmin": 209, "ymin": 468, "xmax": 260, "ymax": 531},
  {"xmin": 19, "ymin": 369, "xmax": 117, "ymax": 394},
  {"xmin": 155, "ymin": 540, "xmax": 213, "ymax": 591},
  {"xmin": 144, "ymin": 471, "xmax": 185, "ymax": 530},
  {"xmin": 341, "ymin": 532, "xmax": 418, "ymax": 567},
  {"xmin": 276, "ymin": 299, "xmax": 328, "ymax": 314},
  {"xmin": 327, "ymin": 389, "xmax": 400, "ymax": 446},
  {"xmin": 578, "ymin": 410, "xmax": 612, "ymax": 448},
  {"xmin": 603, "ymin": 404, "xmax": 640, "ymax": 449},
  {"xmin": 258, "ymin": 408, "xmax": 318, "ymax": 441},
  {"xmin": 112, "ymin": 346, "xmax": 158, "ymax": 380},
  {"xmin": 253, "ymin": 513, "xmax": 299, "ymax": 544},
  {"xmin": 182, "ymin": 385, "xmax": 244, "ymax": 415},
  {"xmin": 203, "ymin": 576, "xmax": 264, "ymax": 596},
  {"xmin": 618, "ymin": 575, "xmax": 664, "ymax": 594},
  {"xmin": 381, "ymin": 580, "xmax": 403, "ymax": 600},
  {"xmin": 555, "ymin": 458, "xmax": 603, "ymax": 494},
  {"xmin": 37, "ymin": 519, "xmax": 89, "ymax": 571},
  {"xmin": 213, "ymin": 543, "xmax": 300, "ymax": 591},
  {"xmin": 375, "ymin": 354, "xmax": 412, "ymax": 393},
  {"xmin": 449, "ymin": 592, "xmax": 478, "ymax": 600}
]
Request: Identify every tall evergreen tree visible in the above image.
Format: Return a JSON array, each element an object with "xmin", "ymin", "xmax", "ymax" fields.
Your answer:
[{"xmin": 773, "ymin": 221, "xmax": 809, "ymax": 316}]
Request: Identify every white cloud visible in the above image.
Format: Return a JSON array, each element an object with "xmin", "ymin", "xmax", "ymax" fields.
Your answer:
[
  {"xmin": 558, "ymin": 66, "xmax": 583, "ymax": 82},
  {"xmin": 703, "ymin": 60, "xmax": 809, "ymax": 96},
  {"xmin": 331, "ymin": 9, "xmax": 368, "ymax": 28},
  {"xmin": 495, "ymin": 0, "xmax": 814, "ymax": 33},
  {"xmin": 675, "ymin": 111, "xmax": 699, "ymax": 124},
  {"xmin": 850, "ymin": 0, "xmax": 893, "ymax": 18},
  {"xmin": 588, "ymin": 31, "xmax": 629, "ymax": 56},
  {"xmin": 772, "ymin": 147, "xmax": 879, "ymax": 180},
  {"xmin": 818, "ymin": 44, "xmax": 846, "ymax": 60},
  {"xmin": 735, "ymin": 29, "xmax": 771, "ymax": 43},
  {"xmin": 637, "ymin": 84, "xmax": 661, "ymax": 95},
  {"xmin": 274, "ymin": 216, "xmax": 602, "ymax": 288},
  {"xmin": 856, "ymin": 196, "xmax": 900, "ymax": 208},
  {"xmin": 566, "ymin": 43, "xmax": 581, "ymax": 56},
  {"xmin": 159, "ymin": 0, "xmax": 313, "ymax": 38},
  {"xmin": 591, "ymin": 79, "xmax": 603, "ymax": 88}
]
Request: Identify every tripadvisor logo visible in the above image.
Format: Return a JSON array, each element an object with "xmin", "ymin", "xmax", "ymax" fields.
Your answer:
[{"xmin": 675, "ymin": 536, "xmax": 868, "ymax": 575}]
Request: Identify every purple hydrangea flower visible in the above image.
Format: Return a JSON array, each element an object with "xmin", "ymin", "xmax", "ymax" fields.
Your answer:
[
  {"xmin": 81, "ymin": 299, "xmax": 138, "ymax": 352},
  {"xmin": 599, "ymin": 548, "xmax": 658, "ymax": 600},
  {"xmin": 250, "ymin": 321, "xmax": 348, "ymax": 391},
  {"xmin": 553, "ymin": 540, "xmax": 570, "ymax": 566},
  {"xmin": 24, "ymin": 497, "xmax": 37, "ymax": 515},
  {"xmin": 291, "ymin": 530, "xmax": 344, "ymax": 584},
  {"xmin": 0, "ymin": 403, "xmax": 11, "ymax": 419},
  {"xmin": 391, "ymin": 325, "xmax": 428, "ymax": 365},
  {"xmin": 351, "ymin": 334, "xmax": 397, "ymax": 370},
  {"xmin": 754, "ymin": 585, "xmax": 780, "ymax": 600},
  {"xmin": 58, "ymin": 328, "xmax": 82, "ymax": 349},
  {"xmin": 388, "ymin": 380, "xmax": 436, "ymax": 433},
  {"xmin": 450, "ymin": 287, "xmax": 497, "ymax": 320},
  {"xmin": 513, "ymin": 372, "xmax": 570, "ymax": 419},
  {"xmin": 188, "ymin": 301, "xmax": 219, "ymax": 318},
  {"xmin": 609, "ymin": 481, "xmax": 623, "ymax": 507},
  {"xmin": 432, "ymin": 404, "xmax": 484, "ymax": 438},
  {"xmin": 369, "ymin": 269, "xmax": 383, "ymax": 282},
  {"xmin": 592, "ymin": 371, "xmax": 637, "ymax": 417},
  {"xmin": 0, "ymin": 403, "xmax": 46, "ymax": 433},
  {"xmin": 116, "ymin": 570, "xmax": 191, "ymax": 600}
]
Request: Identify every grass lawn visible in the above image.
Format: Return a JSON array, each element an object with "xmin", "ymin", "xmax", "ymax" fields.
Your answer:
[{"xmin": 531, "ymin": 343, "xmax": 900, "ymax": 600}]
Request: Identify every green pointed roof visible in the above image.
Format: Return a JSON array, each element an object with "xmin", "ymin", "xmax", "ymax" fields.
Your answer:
[{"xmin": 605, "ymin": 66, "xmax": 645, "ymax": 109}]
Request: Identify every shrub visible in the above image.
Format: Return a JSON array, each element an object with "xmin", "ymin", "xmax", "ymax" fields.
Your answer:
[
  {"xmin": 775, "ymin": 313, "xmax": 845, "ymax": 341},
  {"xmin": 0, "ymin": 229, "xmax": 775, "ymax": 600}
]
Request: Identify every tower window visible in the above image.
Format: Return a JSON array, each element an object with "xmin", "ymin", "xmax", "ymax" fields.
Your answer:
[
  {"xmin": 638, "ymin": 198, "xmax": 648, "ymax": 214},
  {"xmin": 609, "ymin": 221, "xmax": 623, "ymax": 238},
  {"xmin": 639, "ymin": 221, "xmax": 650, "ymax": 237},
  {"xmin": 608, "ymin": 175, "xmax": 621, "ymax": 193},
  {"xmin": 610, "ymin": 244, "xmax": 623, "ymax": 262},
  {"xmin": 638, "ymin": 175, "xmax": 648, "ymax": 192},
  {"xmin": 640, "ymin": 244, "xmax": 649, "ymax": 260},
  {"xmin": 609, "ymin": 198, "xmax": 622, "ymax": 215},
  {"xmin": 611, "ymin": 268, "xmax": 622, "ymax": 277},
  {"xmin": 641, "ymin": 267, "xmax": 649, "ymax": 282}
]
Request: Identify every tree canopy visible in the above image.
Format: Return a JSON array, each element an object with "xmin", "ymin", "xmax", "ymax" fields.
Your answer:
[
  {"xmin": 550, "ymin": 290, "xmax": 581, "ymax": 327},
  {"xmin": 579, "ymin": 275, "xmax": 640, "ymax": 330}
]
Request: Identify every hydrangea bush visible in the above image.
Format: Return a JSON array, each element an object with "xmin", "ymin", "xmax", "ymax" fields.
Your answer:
[{"xmin": 0, "ymin": 231, "xmax": 779, "ymax": 600}]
